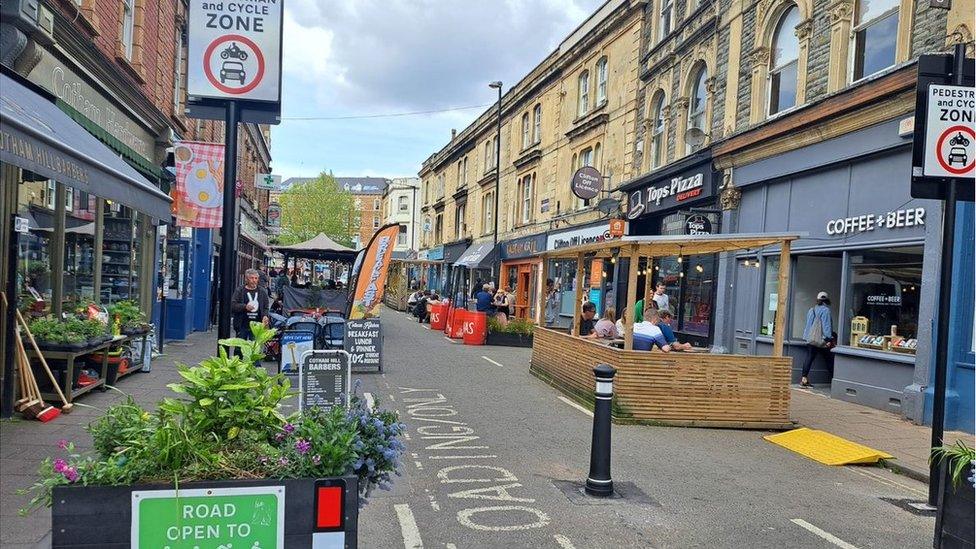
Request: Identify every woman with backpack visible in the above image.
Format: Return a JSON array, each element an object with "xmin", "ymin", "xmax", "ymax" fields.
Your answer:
[{"xmin": 801, "ymin": 291, "xmax": 835, "ymax": 387}]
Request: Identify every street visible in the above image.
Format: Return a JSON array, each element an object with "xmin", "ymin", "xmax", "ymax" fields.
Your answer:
[{"xmin": 355, "ymin": 310, "xmax": 934, "ymax": 548}]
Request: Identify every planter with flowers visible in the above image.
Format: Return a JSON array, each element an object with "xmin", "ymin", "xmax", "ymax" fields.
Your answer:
[
  {"xmin": 19, "ymin": 324, "xmax": 405, "ymax": 548},
  {"xmin": 931, "ymin": 441, "xmax": 975, "ymax": 548},
  {"xmin": 28, "ymin": 317, "xmax": 111, "ymax": 352},
  {"xmin": 485, "ymin": 316, "xmax": 535, "ymax": 347},
  {"xmin": 108, "ymin": 299, "xmax": 151, "ymax": 335}
]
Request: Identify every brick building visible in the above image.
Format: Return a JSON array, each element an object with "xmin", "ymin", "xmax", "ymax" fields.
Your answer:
[{"xmin": 339, "ymin": 177, "xmax": 390, "ymax": 248}]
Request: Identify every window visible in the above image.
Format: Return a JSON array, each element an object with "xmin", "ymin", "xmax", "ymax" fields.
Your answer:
[
  {"xmin": 397, "ymin": 224, "xmax": 407, "ymax": 246},
  {"xmin": 687, "ymin": 65, "xmax": 708, "ymax": 153},
  {"xmin": 121, "ymin": 0, "xmax": 136, "ymax": 60},
  {"xmin": 398, "ymin": 195, "xmax": 409, "ymax": 212},
  {"xmin": 172, "ymin": 24, "xmax": 186, "ymax": 115},
  {"xmin": 65, "ymin": 186, "xmax": 74, "ymax": 212},
  {"xmin": 659, "ymin": 0, "xmax": 674, "ymax": 42},
  {"xmin": 532, "ymin": 104, "xmax": 542, "ymax": 144},
  {"xmin": 461, "ymin": 157, "xmax": 468, "ymax": 186},
  {"xmin": 518, "ymin": 174, "xmax": 534, "ymax": 224},
  {"xmin": 577, "ymin": 148, "xmax": 594, "ymax": 209},
  {"xmin": 848, "ymin": 247, "xmax": 922, "ymax": 353},
  {"xmin": 373, "ymin": 198, "xmax": 380, "ymax": 210},
  {"xmin": 760, "ymin": 257, "xmax": 780, "ymax": 336},
  {"xmin": 852, "ymin": 0, "xmax": 899, "ymax": 81},
  {"xmin": 596, "ymin": 57, "xmax": 608, "ymax": 105},
  {"xmin": 373, "ymin": 216, "xmax": 380, "ymax": 229},
  {"xmin": 578, "ymin": 71, "xmax": 590, "ymax": 117},
  {"xmin": 522, "ymin": 113, "xmax": 530, "ymax": 149},
  {"xmin": 455, "ymin": 204, "xmax": 466, "ymax": 239},
  {"xmin": 45, "ymin": 181, "xmax": 56, "ymax": 209},
  {"xmin": 482, "ymin": 191, "xmax": 494, "ymax": 234},
  {"xmin": 769, "ymin": 6, "xmax": 800, "ymax": 115},
  {"xmin": 650, "ymin": 92, "xmax": 666, "ymax": 168},
  {"xmin": 434, "ymin": 213, "xmax": 444, "ymax": 244},
  {"xmin": 790, "ymin": 253, "xmax": 842, "ymax": 339},
  {"xmin": 437, "ymin": 174, "xmax": 445, "ymax": 199},
  {"xmin": 484, "ymin": 138, "xmax": 496, "ymax": 171}
]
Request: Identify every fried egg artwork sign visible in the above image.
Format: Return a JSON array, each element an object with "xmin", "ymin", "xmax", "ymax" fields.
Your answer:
[{"xmin": 172, "ymin": 141, "xmax": 226, "ymax": 228}]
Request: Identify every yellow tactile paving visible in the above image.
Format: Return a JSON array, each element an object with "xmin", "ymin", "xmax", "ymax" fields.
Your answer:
[{"xmin": 764, "ymin": 427, "xmax": 894, "ymax": 466}]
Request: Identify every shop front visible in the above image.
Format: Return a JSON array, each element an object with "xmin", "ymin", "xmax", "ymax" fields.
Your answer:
[
  {"xmin": 722, "ymin": 117, "xmax": 941, "ymax": 417},
  {"xmin": 425, "ymin": 246, "xmax": 445, "ymax": 293},
  {"xmin": 453, "ymin": 240, "xmax": 498, "ymax": 303},
  {"xmin": 499, "ymin": 232, "xmax": 547, "ymax": 321},
  {"xmin": 544, "ymin": 221, "xmax": 625, "ymax": 328},
  {"xmin": 442, "ymin": 239, "xmax": 471, "ymax": 303},
  {"xmin": 619, "ymin": 153, "xmax": 719, "ymax": 347}
]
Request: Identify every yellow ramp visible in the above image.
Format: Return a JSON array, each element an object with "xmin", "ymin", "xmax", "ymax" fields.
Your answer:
[{"xmin": 764, "ymin": 428, "xmax": 893, "ymax": 465}]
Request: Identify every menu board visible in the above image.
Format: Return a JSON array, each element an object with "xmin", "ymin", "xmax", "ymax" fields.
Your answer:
[
  {"xmin": 299, "ymin": 350, "xmax": 350, "ymax": 412},
  {"xmin": 345, "ymin": 319, "xmax": 382, "ymax": 371}
]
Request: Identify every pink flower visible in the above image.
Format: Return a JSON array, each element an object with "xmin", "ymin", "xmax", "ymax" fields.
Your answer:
[
  {"xmin": 294, "ymin": 439, "xmax": 311, "ymax": 455},
  {"xmin": 52, "ymin": 459, "xmax": 67, "ymax": 473},
  {"xmin": 57, "ymin": 439, "xmax": 69, "ymax": 450},
  {"xmin": 283, "ymin": 423, "xmax": 295, "ymax": 434},
  {"xmin": 62, "ymin": 466, "xmax": 79, "ymax": 483}
]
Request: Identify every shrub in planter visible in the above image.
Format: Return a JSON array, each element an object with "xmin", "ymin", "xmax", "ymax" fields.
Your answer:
[
  {"xmin": 485, "ymin": 316, "xmax": 535, "ymax": 347},
  {"xmin": 19, "ymin": 323, "xmax": 405, "ymax": 527},
  {"xmin": 108, "ymin": 300, "xmax": 149, "ymax": 334},
  {"xmin": 28, "ymin": 317, "xmax": 90, "ymax": 350},
  {"xmin": 931, "ymin": 441, "xmax": 976, "ymax": 548}
]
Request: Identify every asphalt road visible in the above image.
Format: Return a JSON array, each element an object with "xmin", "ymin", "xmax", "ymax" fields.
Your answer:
[{"xmin": 355, "ymin": 309, "xmax": 935, "ymax": 549}]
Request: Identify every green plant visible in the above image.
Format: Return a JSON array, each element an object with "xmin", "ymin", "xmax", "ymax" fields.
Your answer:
[
  {"xmin": 931, "ymin": 440, "xmax": 976, "ymax": 489},
  {"xmin": 487, "ymin": 316, "xmax": 535, "ymax": 336},
  {"xmin": 108, "ymin": 300, "xmax": 145, "ymax": 329}
]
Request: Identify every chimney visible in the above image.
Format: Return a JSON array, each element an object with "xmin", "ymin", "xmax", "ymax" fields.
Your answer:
[{"xmin": 451, "ymin": 129, "xmax": 457, "ymax": 140}]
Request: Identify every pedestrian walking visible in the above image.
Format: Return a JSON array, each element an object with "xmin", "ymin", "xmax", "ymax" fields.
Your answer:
[
  {"xmin": 801, "ymin": 291, "xmax": 835, "ymax": 387},
  {"xmin": 544, "ymin": 278, "xmax": 559, "ymax": 326},
  {"xmin": 231, "ymin": 268, "xmax": 270, "ymax": 341}
]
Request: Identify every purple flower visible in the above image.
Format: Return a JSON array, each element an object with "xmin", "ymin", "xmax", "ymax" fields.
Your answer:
[
  {"xmin": 279, "ymin": 456, "xmax": 290, "ymax": 466},
  {"xmin": 274, "ymin": 432, "xmax": 286, "ymax": 442},
  {"xmin": 57, "ymin": 439, "xmax": 69, "ymax": 450},
  {"xmin": 62, "ymin": 466, "xmax": 79, "ymax": 483},
  {"xmin": 294, "ymin": 439, "xmax": 311, "ymax": 455},
  {"xmin": 283, "ymin": 423, "xmax": 295, "ymax": 434},
  {"xmin": 53, "ymin": 459, "xmax": 67, "ymax": 473}
]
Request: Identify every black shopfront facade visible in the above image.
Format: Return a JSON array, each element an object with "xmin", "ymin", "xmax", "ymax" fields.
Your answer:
[{"xmin": 617, "ymin": 151, "xmax": 720, "ymax": 347}]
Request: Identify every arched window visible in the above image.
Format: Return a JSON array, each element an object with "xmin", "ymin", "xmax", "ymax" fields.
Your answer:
[
  {"xmin": 532, "ymin": 104, "xmax": 542, "ymax": 144},
  {"xmin": 521, "ymin": 112, "xmax": 530, "ymax": 149},
  {"xmin": 687, "ymin": 65, "xmax": 708, "ymax": 153},
  {"xmin": 650, "ymin": 91, "xmax": 666, "ymax": 168},
  {"xmin": 768, "ymin": 6, "xmax": 800, "ymax": 115},
  {"xmin": 596, "ymin": 57, "xmax": 608, "ymax": 105},
  {"xmin": 578, "ymin": 70, "xmax": 590, "ymax": 117}
]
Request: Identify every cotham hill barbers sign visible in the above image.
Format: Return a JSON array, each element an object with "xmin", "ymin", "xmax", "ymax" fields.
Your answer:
[{"xmin": 627, "ymin": 166, "xmax": 715, "ymax": 219}]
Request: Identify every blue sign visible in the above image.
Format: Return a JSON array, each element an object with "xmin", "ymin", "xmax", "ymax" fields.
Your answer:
[
  {"xmin": 280, "ymin": 330, "xmax": 314, "ymax": 374},
  {"xmin": 588, "ymin": 288, "xmax": 603, "ymax": 317},
  {"xmin": 427, "ymin": 246, "xmax": 445, "ymax": 261}
]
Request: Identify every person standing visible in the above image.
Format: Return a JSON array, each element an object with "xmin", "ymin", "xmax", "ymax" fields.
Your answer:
[
  {"xmin": 801, "ymin": 291, "xmax": 835, "ymax": 387},
  {"xmin": 231, "ymin": 269, "xmax": 270, "ymax": 341},
  {"xmin": 651, "ymin": 281, "xmax": 670, "ymax": 312},
  {"xmin": 494, "ymin": 287, "xmax": 512, "ymax": 319},
  {"xmin": 544, "ymin": 278, "xmax": 559, "ymax": 326},
  {"xmin": 475, "ymin": 284, "xmax": 495, "ymax": 314},
  {"xmin": 257, "ymin": 264, "xmax": 270, "ymax": 291}
]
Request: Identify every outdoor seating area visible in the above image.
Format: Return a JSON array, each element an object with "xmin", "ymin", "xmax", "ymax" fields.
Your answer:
[{"xmin": 530, "ymin": 232, "xmax": 801, "ymax": 428}]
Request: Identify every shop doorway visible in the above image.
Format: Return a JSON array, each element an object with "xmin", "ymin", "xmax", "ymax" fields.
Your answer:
[{"xmin": 732, "ymin": 258, "xmax": 759, "ymax": 355}]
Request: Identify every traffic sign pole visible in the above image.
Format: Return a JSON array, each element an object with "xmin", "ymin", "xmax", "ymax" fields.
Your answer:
[
  {"xmin": 217, "ymin": 100, "xmax": 240, "ymax": 346},
  {"xmin": 927, "ymin": 42, "xmax": 966, "ymax": 507}
]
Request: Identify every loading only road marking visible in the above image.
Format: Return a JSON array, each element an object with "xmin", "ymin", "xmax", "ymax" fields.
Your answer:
[
  {"xmin": 399, "ymin": 387, "xmax": 553, "ymax": 534},
  {"xmin": 790, "ymin": 519, "xmax": 860, "ymax": 549}
]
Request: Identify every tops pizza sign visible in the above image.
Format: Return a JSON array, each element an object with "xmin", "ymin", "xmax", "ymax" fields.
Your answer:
[{"xmin": 187, "ymin": 0, "xmax": 283, "ymax": 103}]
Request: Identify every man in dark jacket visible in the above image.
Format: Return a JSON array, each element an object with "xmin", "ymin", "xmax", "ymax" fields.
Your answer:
[{"xmin": 232, "ymin": 268, "xmax": 270, "ymax": 340}]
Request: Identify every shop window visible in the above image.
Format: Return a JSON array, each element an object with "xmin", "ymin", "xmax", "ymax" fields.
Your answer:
[
  {"xmin": 578, "ymin": 70, "xmax": 590, "ymax": 117},
  {"xmin": 596, "ymin": 57, "xmax": 608, "ymax": 105},
  {"xmin": 790, "ymin": 253, "xmax": 842, "ymax": 339},
  {"xmin": 681, "ymin": 256, "xmax": 714, "ymax": 338},
  {"xmin": 759, "ymin": 256, "xmax": 780, "ymax": 336},
  {"xmin": 768, "ymin": 6, "xmax": 800, "ymax": 116},
  {"xmin": 852, "ymin": 0, "xmax": 899, "ymax": 82},
  {"xmin": 848, "ymin": 246, "xmax": 922, "ymax": 353}
]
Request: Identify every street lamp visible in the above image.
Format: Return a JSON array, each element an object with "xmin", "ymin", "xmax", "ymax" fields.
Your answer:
[{"xmin": 488, "ymin": 81, "xmax": 502, "ymax": 283}]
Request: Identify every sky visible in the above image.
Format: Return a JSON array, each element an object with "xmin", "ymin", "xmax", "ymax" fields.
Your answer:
[{"xmin": 272, "ymin": 0, "xmax": 605, "ymax": 180}]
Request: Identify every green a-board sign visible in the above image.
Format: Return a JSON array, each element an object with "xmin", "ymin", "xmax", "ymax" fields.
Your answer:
[{"xmin": 131, "ymin": 486, "xmax": 285, "ymax": 548}]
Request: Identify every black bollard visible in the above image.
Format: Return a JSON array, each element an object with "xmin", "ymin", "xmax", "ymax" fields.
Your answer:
[{"xmin": 585, "ymin": 363, "xmax": 616, "ymax": 497}]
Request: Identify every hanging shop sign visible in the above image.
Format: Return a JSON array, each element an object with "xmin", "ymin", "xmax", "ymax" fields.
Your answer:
[
  {"xmin": 825, "ymin": 207, "xmax": 926, "ymax": 235},
  {"xmin": 14, "ymin": 216, "xmax": 29, "ymax": 234},
  {"xmin": 571, "ymin": 166, "xmax": 603, "ymax": 200},
  {"xmin": 132, "ymin": 486, "xmax": 285, "ymax": 547},
  {"xmin": 501, "ymin": 233, "xmax": 547, "ymax": 260},
  {"xmin": 608, "ymin": 219, "xmax": 626, "ymax": 237},
  {"xmin": 626, "ymin": 165, "xmax": 716, "ymax": 219},
  {"xmin": 172, "ymin": 141, "xmax": 226, "ymax": 228},
  {"xmin": 546, "ymin": 222, "xmax": 626, "ymax": 250},
  {"xmin": 684, "ymin": 214, "xmax": 713, "ymax": 235},
  {"xmin": 255, "ymin": 173, "xmax": 282, "ymax": 190},
  {"xmin": 187, "ymin": 0, "xmax": 283, "ymax": 103},
  {"xmin": 299, "ymin": 350, "xmax": 351, "ymax": 412},
  {"xmin": 266, "ymin": 203, "xmax": 282, "ymax": 227}
]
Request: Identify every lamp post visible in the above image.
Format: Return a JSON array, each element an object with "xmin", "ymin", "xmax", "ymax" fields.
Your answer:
[{"xmin": 488, "ymin": 81, "xmax": 502, "ymax": 284}]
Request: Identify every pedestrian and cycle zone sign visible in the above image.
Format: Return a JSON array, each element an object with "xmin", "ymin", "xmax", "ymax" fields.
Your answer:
[
  {"xmin": 923, "ymin": 84, "xmax": 975, "ymax": 178},
  {"xmin": 187, "ymin": 0, "xmax": 282, "ymax": 103},
  {"xmin": 131, "ymin": 486, "xmax": 284, "ymax": 548}
]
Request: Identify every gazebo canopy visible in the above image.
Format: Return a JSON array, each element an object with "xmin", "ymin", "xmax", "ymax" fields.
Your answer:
[{"xmin": 272, "ymin": 233, "xmax": 358, "ymax": 261}]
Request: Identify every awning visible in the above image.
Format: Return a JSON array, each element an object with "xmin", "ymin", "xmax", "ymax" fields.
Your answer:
[
  {"xmin": 453, "ymin": 241, "xmax": 497, "ymax": 268},
  {"xmin": 0, "ymin": 72, "xmax": 172, "ymax": 220}
]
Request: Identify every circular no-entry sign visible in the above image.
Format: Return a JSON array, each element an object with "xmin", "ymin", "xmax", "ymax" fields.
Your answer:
[
  {"xmin": 203, "ymin": 34, "xmax": 266, "ymax": 95},
  {"xmin": 934, "ymin": 125, "xmax": 975, "ymax": 176}
]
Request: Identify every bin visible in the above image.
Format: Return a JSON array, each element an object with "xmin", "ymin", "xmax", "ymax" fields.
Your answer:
[
  {"xmin": 430, "ymin": 303, "xmax": 447, "ymax": 330},
  {"xmin": 450, "ymin": 309, "xmax": 467, "ymax": 339},
  {"xmin": 462, "ymin": 311, "xmax": 487, "ymax": 345}
]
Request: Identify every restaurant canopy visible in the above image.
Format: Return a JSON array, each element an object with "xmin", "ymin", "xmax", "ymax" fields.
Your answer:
[
  {"xmin": 538, "ymin": 232, "xmax": 804, "ymax": 354},
  {"xmin": 272, "ymin": 232, "xmax": 358, "ymax": 261},
  {"xmin": 0, "ymin": 72, "xmax": 172, "ymax": 220},
  {"xmin": 453, "ymin": 241, "xmax": 497, "ymax": 269}
]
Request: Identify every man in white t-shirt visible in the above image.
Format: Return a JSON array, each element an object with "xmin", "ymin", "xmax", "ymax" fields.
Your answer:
[{"xmin": 651, "ymin": 281, "xmax": 670, "ymax": 312}]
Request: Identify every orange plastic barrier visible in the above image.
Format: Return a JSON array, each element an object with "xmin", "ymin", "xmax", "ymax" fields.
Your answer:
[
  {"xmin": 430, "ymin": 303, "xmax": 447, "ymax": 330},
  {"xmin": 462, "ymin": 311, "xmax": 487, "ymax": 345},
  {"xmin": 450, "ymin": 309, "xmax": 467, "ymax": 339}
]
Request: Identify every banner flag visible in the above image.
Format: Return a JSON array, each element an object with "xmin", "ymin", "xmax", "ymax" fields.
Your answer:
[
  {"xmin": 347, "ymin": 224, "xmax": 401, "ymax": 319},
  {"xmin": 172, "ymin": 141, "xmax": 225, "ymax": 227}
]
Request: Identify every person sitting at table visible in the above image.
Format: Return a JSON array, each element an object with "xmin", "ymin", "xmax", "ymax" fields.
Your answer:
[
  {"xmin": 475, "ymin": 284, "xmax": 496, "ymax": 314},
  {"xmin": 633, "ymin": 306, "xmax": 671, "ymax": 352},
  {"xmin": 572, "ymin": 301, "xmax": 598, "ymax": 337},
  {"xmin": 656, "ymin": 309, "xmax": 692, "ymax": 351},
  {"xmin": 587, "ymin": 306, "xmax": 619, "ymax": 339}
]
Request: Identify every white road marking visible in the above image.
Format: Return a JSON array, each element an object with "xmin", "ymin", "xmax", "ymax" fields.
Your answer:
[
  {"xmin": 554, "ymin": 534, "xmax": 577, "ymax": 549},
  {"xmin": 389, "ymin": 393, "xmax": 396, "ymax": 402},
  {"xmin": 364, "ymin": 392, "xmax": 376, "ymax": 412},
  {"xmin": 444, "ymin": 337, "xmax": 459, "ymax": 343},
  {"xmin": 428, "ymin": 494, "xmax": 441, "ymax": 511},
  {"xmin": 394, "ymin": 503, "xmax": 424, "ymax": 549},
  {"xmin": 558, "ymin": 396, "xmax": 593, "ymax": 417},
  {"xmin": 481, "ymin": 356, "xmax": 504, "ymax": 368},
  {"xmin": 446, "ymin": 544, "xmax": 457, "ymax": 549},
  {"xmin": 429, "ymin": 454, "xmax": 498, "ymax": 459},
  {"xmin": 791, "ymin": 519, "xmax": 860, "ymax": 549},
  {"xmin": 845, "ymin": 466, "xmax": 927, "ymax": 498},
  {"xmin": 414, "ymin": 460, "xmax": 425, "ymax": 470}
]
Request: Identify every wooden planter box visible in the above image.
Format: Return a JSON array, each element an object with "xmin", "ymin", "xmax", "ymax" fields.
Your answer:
[
  {"xmin": 530, "ymin": 328, "xmax": 793, "ymax": 429},
  {"xmin": 485, "ymin": 331, "xmax": 534, "ymax": 347},
  {"xmin": 935, "ymin": 462, "xmax": 975, "ymax": 548},
  {"xmin": 52, "ymin": 476, "xmax": 359, "ymax": 548}
]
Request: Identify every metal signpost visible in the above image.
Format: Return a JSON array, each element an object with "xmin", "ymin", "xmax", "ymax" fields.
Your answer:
[
  {"xmin": 186, "ymin": 0, "xmax": 283, "ymax": 342},
  {"xmin": 909, "ymin": 43, "xmax": 974, "ymax": 507}
]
